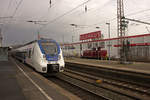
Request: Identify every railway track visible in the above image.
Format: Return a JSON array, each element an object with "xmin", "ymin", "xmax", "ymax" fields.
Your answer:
[
  {"xmin": 64, "ymin": 62, "xmax": 150, "ymax": 100},
  {"xmin": 13, "ymin": 58, "xmax": 112, "ymax": 100},
  {"xmin": 50, "ymin": 74, "xmax": 110, "ymax": 100},
  {"xmin": 63, "ymin": 69, "xmax": 150, "ymax": 100},
  {"xmin": 13, "ymin": 58, "xmax": 150, "ymax": 100},
  {"xmin": 65, "ymin": 62, "xmax": 150, "ymax": 87},
  {"xmin": 53, "ymin": 70, "xmax": 147, "ymax": 100}
]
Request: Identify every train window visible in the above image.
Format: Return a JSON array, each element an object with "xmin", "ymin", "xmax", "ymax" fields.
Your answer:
[
  {"xmin": 32, "ymin": 47, "xmax": 34, "ymax": 55},
  {"xmin": 41, "ymin": 42, "xmax": 57, "ymax": 56},
  {"xmin": 29, "ymin": 49, "xmax": 31, "ymax": 58}
]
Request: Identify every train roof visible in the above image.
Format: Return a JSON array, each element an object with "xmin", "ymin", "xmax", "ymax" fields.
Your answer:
[{"xmin": 12, "ymin": 38, "xmax": 57, "ymax": 49}]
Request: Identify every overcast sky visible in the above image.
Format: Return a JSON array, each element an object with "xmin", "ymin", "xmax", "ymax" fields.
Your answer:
[{"xmin": 0, "ymin": 0, "xmax": 150, "ymax": 46}]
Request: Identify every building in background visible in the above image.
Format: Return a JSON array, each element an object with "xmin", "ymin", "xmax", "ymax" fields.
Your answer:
[{"xmin": 62, "ymin": 33, "xmax": 150, "ymax": 62}]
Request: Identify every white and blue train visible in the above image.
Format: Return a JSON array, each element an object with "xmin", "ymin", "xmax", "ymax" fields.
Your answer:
[{"xmin": 13, "ymin": 38, "xmax": 65, "ymax": 74}]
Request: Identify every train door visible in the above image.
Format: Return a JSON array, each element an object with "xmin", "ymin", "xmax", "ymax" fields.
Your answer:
[{"xmin": 26, "ymin": 44, "xmax": 34, "ymax": 66}]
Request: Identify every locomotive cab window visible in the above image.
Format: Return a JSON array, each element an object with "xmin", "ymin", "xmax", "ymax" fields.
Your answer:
[{"xmin": 41, "ymin": 42, "xmax": 58, "ymax": 56}]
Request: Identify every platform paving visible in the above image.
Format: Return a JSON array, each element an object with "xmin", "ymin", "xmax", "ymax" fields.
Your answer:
[
  {"xmin": 0, "ymin": 61, "xmax": 26, "ymax": 100},
  {"xmin": 0, "ymin": 59, "xmax": 81, "ymax": 100},
  {"xmin": 65, "ymin": 57, "xmax": 150, "ymax": 74}
]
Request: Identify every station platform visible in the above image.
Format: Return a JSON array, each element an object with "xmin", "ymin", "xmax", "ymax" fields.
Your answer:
[
  {"xmin": 65, "ymin": 57, "xmax": 150, "ymax": 74},
  {"xmin": 0, "ymin": 61, "xmax": 26, "ymax": 100},
  {"xmin": 0, "ymin": 59, "xmax": 81, "ymax": 100}
]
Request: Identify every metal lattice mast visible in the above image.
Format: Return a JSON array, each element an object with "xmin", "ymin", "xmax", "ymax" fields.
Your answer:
[
  {"xmin": 0, "ymin": 28, "xmax": 2, "ymax": 47},
  {"xmin": 117, "ymin": 0, "xmax": 126, "ymax": 63}
]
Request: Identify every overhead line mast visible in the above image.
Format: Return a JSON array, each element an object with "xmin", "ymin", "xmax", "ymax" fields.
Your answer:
[
  {"xmin": 117, "ymin": 0, "xmax": 150, "ymax": 63},
  {"xmin": 117, "ymin": 0, "xmax": 127, "ymax": 63},
  {"xmin": 0, "ymin": 28, "xmax": 2, "ymax": 47}
]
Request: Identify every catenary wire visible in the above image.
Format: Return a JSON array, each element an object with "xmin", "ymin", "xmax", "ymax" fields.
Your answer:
[
  {"xmin": 39, "ymin": 0, "xmax": 92, "ymax": 31},
  {"xmin": 11, "ymin": 0, "xmax": 24, "ymax": 18}
]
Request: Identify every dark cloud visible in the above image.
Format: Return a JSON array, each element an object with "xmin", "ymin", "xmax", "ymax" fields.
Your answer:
[{"xmin": 0, "ymin": 0, "xmax": 150, "ymax": 46}]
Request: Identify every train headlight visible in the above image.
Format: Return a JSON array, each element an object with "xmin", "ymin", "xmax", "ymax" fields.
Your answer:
[
  {"xmin": 58, "ymin": 55, "xmax": 61, "ymax": 60},
  {"xmin": 42, "ymin": 67, "xmax": 46, "ymax": 71}
]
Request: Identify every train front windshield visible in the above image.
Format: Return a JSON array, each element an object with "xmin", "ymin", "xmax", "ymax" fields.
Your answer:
[{"xmin": 41, "ymin": 42, "xmax": 58, "ymax": 56}]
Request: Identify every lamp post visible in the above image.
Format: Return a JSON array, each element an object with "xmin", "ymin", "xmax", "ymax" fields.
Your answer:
[
  {"xmin": 0, "ymin": 28, "xmax": 2, "ymax": 47},
  {"xmin": 70, "ymin": 24, "xmax": 78, "ymax": 42},
  {"xmin": 70, "ymin": 24, "xmax": 77, "ymax": 57},
  {"xmin": 96, "ymin": 26, "xmax": 100, "ymax": 29},
  {"xmin": 106, "ymin": 23, "xmax": 111, "ymax": 61},
  {"xmin": 70, "ymin": 24, "xmax": 77, "ymax": 27},
  {"xmin": 0, "ymin": 23, "xmax": 3, "ymax": 47}
]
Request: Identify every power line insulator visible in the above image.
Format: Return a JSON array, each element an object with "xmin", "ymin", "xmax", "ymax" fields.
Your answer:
[
  {"xmin": 85, "ymin": 5, "xmax": 87, "ymax": 12},
  {"xmin": 49, "ymin": 0, "xmax": 52, "ymax": 8}
]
